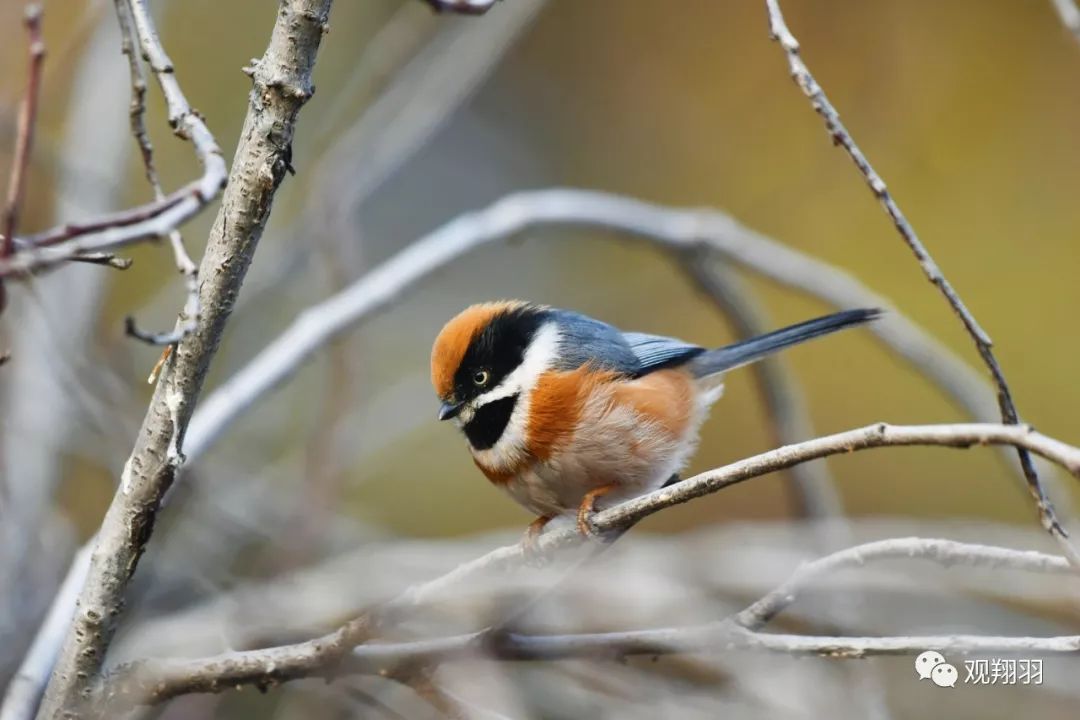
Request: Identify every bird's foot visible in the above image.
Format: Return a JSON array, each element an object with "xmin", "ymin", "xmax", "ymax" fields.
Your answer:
[{"xmin": 576, "ymin": 484, "xmax": 619, "ymax": 538}]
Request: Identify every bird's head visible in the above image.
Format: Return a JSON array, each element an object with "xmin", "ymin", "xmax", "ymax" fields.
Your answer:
[{"xmin": 430, "ymin": 301, "xmax": 558, "ymax": 449}]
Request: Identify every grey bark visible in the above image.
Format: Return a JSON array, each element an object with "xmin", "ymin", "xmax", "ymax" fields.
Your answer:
[{"xmin": 35, "ymin": 2, "xmax": 334, "ymax": 717}]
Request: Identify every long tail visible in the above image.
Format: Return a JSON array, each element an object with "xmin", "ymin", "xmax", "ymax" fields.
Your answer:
[{"xmin": 686, "ymin": 308, "xmax": 881, "ymax": 379}]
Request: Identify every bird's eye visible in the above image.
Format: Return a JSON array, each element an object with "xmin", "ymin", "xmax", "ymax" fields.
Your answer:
[{"xmin": 472, "ymin": 369, "xmax": 490, "ymax": 386}]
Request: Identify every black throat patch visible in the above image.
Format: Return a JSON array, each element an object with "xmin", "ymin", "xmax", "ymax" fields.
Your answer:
[{"xmin": 464, "ymin": 394, "xmax": 519, "ymax": 450}]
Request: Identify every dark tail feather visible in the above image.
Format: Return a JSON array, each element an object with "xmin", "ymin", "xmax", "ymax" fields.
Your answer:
[{"xmin": 687, "ymin": 308, "xmax": 881, "ymax": 379}]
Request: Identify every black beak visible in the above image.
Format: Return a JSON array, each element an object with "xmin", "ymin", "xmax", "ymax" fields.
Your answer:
[{"xmin": 438, "ymin": 400, "xmax": 464, "ymax": 421}]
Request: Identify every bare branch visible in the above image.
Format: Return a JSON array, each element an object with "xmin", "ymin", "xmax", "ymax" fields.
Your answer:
[
  {"xmin": 0, "ymin": 4, "xmax": 46, "ymax": 313},
  {"xmin": 0, "ymin": 0, "xmax": 227, "ymax": 280},
  {"xmin": 732, "ymin": 537, "xmax": 1073, "ymax": 631},
  {"xmin": 764, "ymin": 0, "xmax": 1073, "ymax": 563},
  {"xmin": 99, "ymin": 536, "xmax": 1077, "ymax": 708},
  {"xmin": 34, "ymin": 1, "xmax": 335, "ymax": 717},
  {"xmin": 681, "ymin": 255, "xmax": 843, "ymax": 520},
  {"xmin": 97, "ymin": 425, "xmax": 1080, "ymax": 708},
  {"xmin": 2, "ymin": 4, "xmax": 46, "ymax": 255},
  {"xmin": 0, "ymin": 544, "xmax": 91, "ymax": 720},
  {"xmin": 183, "ymin": 187, "xmax": 1033, "ymax": 490},
  {"xmin": 115, "ymin": 0, "xmax": 199, "ymax": 345},
  {"xmin": 423, "ymin": 0, "xmax": 500, "ymax": 15}
]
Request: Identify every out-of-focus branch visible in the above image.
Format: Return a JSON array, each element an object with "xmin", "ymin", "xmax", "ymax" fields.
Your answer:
[
  {"xmin": 0, "ymin": 4, "xmax": 46, "ymax": 313},
  {"xmin": 115, "ymin": 0, "xmax": 199, "ymax": 346},
  {"xmin": 98, "ymin": 425, "xmax": 1080, "ymax": 708},
  {"xmin": 0, "ymin": 544, "xmax": 91, "ymax": 720},
  {"xmin": 732, "ymin": 537, "xmax": 1072, "ymax": 630},
  {"xmin": 29, "ymin": 187, "xmax": 1064, "ymax": 715},
  {"xmin": 1051, "ymin": 0, "xmax": 1080, "ymax": 44},
  {"xmin": 184, "ymin": 188, "xmax": 1016, "ymax": 475},
  {"xmin": 682, "ymin": 257, "xmax": 889, "ymax": 718},
  {"xmin": 2, "ymin": 4, "xmax": 46, "ymax": 256},
  {"xmin": 681, "ymin": 255, "xmax": 843, "ymax": 520},
  {"xmin": 423, "ymin": 0, "xmax": 500, "ymax": 15},
  {"xmin": 100, "ymin": 535, "xmax": 1076, "ymax": 708},
  {"xmin": 34, "ymin": 2, "xmax": 334, "ymax": 718},
  {"xmin": 0, "ymin": 7, "xmax": 138, "ymax": 709},
  {"xmin": 764, "ymin": 0, "xmax": 1074, "ymax": 564}
]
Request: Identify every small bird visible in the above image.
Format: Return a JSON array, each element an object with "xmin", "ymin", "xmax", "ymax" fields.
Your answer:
[{"xmin": 430, "ymin": 301, "xmax": 879, "ymax": 544}]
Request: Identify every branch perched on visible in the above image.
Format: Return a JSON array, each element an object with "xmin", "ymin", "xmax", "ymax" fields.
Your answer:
[{"xmin": 96, "ymin": 422, "xmax": 1080, "ymax": 709}]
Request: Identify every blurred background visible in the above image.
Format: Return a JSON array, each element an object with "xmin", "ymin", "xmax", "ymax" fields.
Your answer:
[{"xmin": 1, "ymin": 0, "xmax": 1079, "ymax": 718}]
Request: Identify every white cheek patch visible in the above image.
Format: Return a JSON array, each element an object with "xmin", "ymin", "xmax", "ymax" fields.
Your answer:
[{"xmin": 469, "ymin": 322, "xmax": 560, "ymax": 468}]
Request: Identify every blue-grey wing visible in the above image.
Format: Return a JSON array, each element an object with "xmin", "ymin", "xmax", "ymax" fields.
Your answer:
[
  {"xmin": 548, "ymin": 310, "xmax": 704, "ymax": 376},
  {"xmin": 621, "ymin": 332, "xmax": 705, "ymax": 376},
  {"xmin": 548, "ymin": 310, "xmax": 641, "ymax": 373}
]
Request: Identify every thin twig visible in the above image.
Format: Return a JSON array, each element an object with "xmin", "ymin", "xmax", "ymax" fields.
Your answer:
[
  {"xmin": 0, "ymin": 0, "xmax": 226, "ymax": 281},
  {"xmin": 764, "ymin": 0, "xmax": 1075, "ymax": 565},
  {"xmin": 2, "ymin": 4, "xmax": 46, "ymax": 256},
  {"xmin": 67, "ymin": 253, "xmax": 132, "ymax": 269},
  {"xmin": 115, "ymin": 0, "xmax": 199, "ymax": 346},
  {"xmin": 11, "ymin": 237, "xmax": 132, "ymax": 269},
  {"xmin": 423, "ymin": 0, "xmax": 500, "ymax": 15},
  {"xmin": 0, "ymin": 4, "xmax": 46, "ymax": 315},
  {"xmin": 99, "ymin": 535, "xmax": 1077, "ymax": 708}
]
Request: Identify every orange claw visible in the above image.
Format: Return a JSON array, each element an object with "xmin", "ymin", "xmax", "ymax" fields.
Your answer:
[{"xmin": 576, "ymin": 484, "xmax": 619, "ymax": 537}]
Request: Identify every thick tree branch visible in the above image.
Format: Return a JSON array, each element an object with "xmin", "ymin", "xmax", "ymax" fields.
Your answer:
[
  {"xmin": 34, "ymin": 2, "xmax": 334, "ymax": 718},
  {"xmin": 100, "ymin": 534, "xmax": 1077, "ymax": 709},
  {"xmin": 764, "ymin": 0, "xmax": 1072, "ymax": 562},
  {"xmin": 98, "ymin": 424, "xmax": 1080, "ymax": 708}
]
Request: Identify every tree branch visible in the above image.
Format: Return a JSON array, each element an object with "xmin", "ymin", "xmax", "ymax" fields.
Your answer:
[
  {"xmin": 0, "ymin": 0, "xmax": 227, "ymax": 280},
  {"xmin": 681, "ymin": 254, "xmax": 844, "ymax": 520},
  {"xmin": 115, "ymin": 0, "xmax": 199, "ymax": 346},
  {"xmin": 423, "ymin": 0, "xmax": 500, "ymax": 15},
  {"xmin": 99, "ymin": 534, "xmax": 1077, "ymax": 709},
  {"xmin": 34, "ymin": 2, "xmax": 334, "ymax": 717},
  {"xmin": 0, "ymin": 4, "xmax": 46, "ymax": 313},
  {"xmin": 764, "ymin": 0, "xmax": 1074, "ymax": 564},
  {"xmin": 182, "ymin": 187, "xmax": 1050, "ymax": 510},
  {"xmin": 2, "ymin": 4, "xmax": 45, "ymax": 255},
  {"xmin": 97, "ymin": 424, "xmax": 1080, "ymax": 708}
]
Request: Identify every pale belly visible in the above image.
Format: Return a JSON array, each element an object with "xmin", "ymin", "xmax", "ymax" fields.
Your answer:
[{"xmin": 498, "ymin": 376, "xmax": 718, "ymax": 518}]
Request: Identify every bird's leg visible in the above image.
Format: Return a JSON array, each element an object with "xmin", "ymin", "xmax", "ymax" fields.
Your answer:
[
  {"xmin": 577, "ymin": 483, "xmax": 619, "ymax": 537},
  {"xmin": 520, "ymin": 515, "xmax": 552, "ymax": 559}
]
